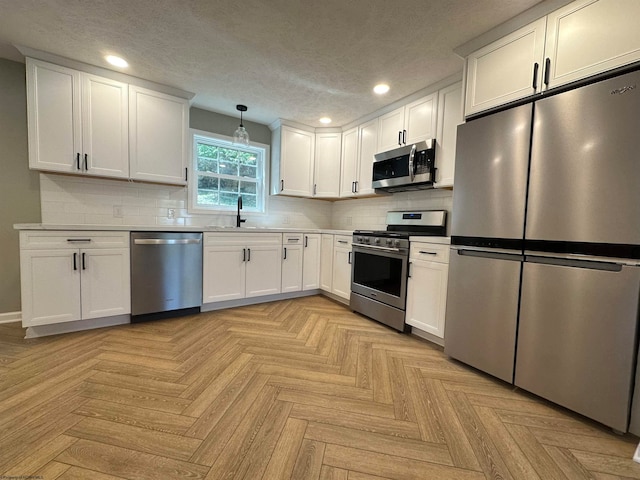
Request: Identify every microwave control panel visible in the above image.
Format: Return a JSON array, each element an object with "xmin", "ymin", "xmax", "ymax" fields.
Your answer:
[{"xmin": 414, "ymin": 148, "xmax": 435, "ymax": 175}]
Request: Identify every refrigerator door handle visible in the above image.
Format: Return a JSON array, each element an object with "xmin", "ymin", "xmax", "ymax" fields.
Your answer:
[
  {"xmin": 525, "ymin": 254, "xmax": 623, "ymax": 272},
  {"xmin": 455, "ymin": 248, "xmax": 524, "ymax": 262}
]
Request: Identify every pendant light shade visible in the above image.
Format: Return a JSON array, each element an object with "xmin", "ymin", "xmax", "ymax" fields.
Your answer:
[{"xmin": 233, "ymin": 104, "xmax": 250, "ymax": 146}]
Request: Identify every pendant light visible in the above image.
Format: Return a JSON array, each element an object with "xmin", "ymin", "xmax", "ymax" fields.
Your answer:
[{"xmin": 233, "ymin": 104, "xmax": 250, "ymax": 146}]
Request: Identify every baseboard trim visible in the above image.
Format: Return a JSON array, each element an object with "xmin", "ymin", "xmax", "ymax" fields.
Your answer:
[
  {"xmin": 0, "ymin": 311, "xmax": 21, "ymax": 324},
  {"xmin": 202, "ymin": 290, "xmax": 322, "ymax": 312},
  {"xmin": 320, "ymin": 291, "xmax": 350, "ymax": 306},
  {"xmin": 25, "ymin": 314, "xmax": 130, "ymax": 339},
  {"xmin": 410, "ymin": 326, "xmax": 444, "ymax": 347}
]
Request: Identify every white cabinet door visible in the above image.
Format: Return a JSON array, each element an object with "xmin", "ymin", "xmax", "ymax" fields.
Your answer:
[
  {"xmin": 129, "ymin": 85, "xmax": 189, "ymax": 185},
  {"xmin": 435, "ymin": 82, "xmax": 463, "ymax": 188},
  {"xmin": 245, "ymin": 244, "xmax": 282, "ymax": 298},
  {"xmin": 302, "ymin": 234, "xmax": 321, "ymax": 290},
  {"xmin": 465, "ymin": 17, "xmax": 546, "ymax": 116},
  {"xmin": 20, "ymin": 249, "xmax": 81, "ymax": 327},
  {"xmin": 404, "ymin": 93, "xmax": 438, "ymax": 145},
  {"xmin": 203, "ymin": 245, "xmax": 246, "ymax": 302},
  {"xmin": 320, "ymin": 234, "xmax": 334, "ymax": 292},
  {"xmin": 332, "ymin": 246, "xmax": 352, "ymax": 300},
  {"xmin": 314, "ymin": 132, "xmax": 341, "ymax": 198},
  {"xmin": 80, "ymin": 248, "xmax": 131, "ymax": 320},
  {"xmin": 356, "ymin": 118, "xmax": 378, "ymax": 196},
  {"xmin": 544, "ymin": 0, "xmax": 640, "ymax": 89},
  {"xmin": 279, "ymin": 126, "xmax": 315, "ymax": 197},
  {"xmin": 26, "ymin": 59, "xmax": 81, "ymax": 174},
  {"xmin": 406, "ymin": 259, "xmax": 449, "ymax": 339},
  {"xmin": 340, "ymin": 127, "xmax": 358, "ymax": 197},
  {"xmin": 82, "ymin": 74, "xmax": 129, "ymax": 179},
  {"xmin": 281, "ymin": 244, "xmax": 303, "ymax": 293},
  {"xmin": 377, "ymin": 107, "xmax": 404, "ymax": 153}
]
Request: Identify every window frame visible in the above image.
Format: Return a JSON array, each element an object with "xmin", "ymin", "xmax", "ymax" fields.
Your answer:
[{"xmin": 188, "ymin": 129, "xmax": 269, "ymax": 215}]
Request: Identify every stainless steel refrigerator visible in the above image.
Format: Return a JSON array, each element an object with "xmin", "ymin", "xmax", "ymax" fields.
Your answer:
[{"xmin": 445, "ymin": 70, "xmax": 640, "ymax": 432}]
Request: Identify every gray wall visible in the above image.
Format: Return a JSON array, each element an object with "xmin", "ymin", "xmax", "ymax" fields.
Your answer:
[
  {"xmin": 0, "ymin": 58, "xmax": 41, "ymax": 313},
  {"xmin": 190, "ymin": 107, "xmax": 272, "ymax": 145}
]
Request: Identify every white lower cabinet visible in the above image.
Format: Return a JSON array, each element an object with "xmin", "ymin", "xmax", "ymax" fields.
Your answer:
[
  {"xmin": 203, "ymin": 233, "xmax": 282, "ymax": 303},
  {"xmin": 332, "ymin": 235, "xmax": 353, "ymax": 300},
  {"xmin": 281, "ymin": 234, "xmax": 304, "ymax": 293},
  {"xmin": 302, "ymin": 234, "xmax": 321, "ymax": 290},
  {"xmin": 405, "ymin": 241, "xmax": 450, "ymax": 342},
  {"xmin": 20, "ymin": 232, "xmax": 130, "ymax": 327},
  {"xmin": 320, "ymin": 234, "xmax": 334, "ymax": 292}
]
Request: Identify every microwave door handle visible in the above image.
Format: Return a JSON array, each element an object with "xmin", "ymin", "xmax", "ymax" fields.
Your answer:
[{"xmin": 408, "ymin": 144, "xmax": 417, "ymax": 182}]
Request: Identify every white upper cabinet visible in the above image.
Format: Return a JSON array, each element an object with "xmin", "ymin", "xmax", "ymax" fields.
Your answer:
[
  {"xmin": 544, "ymin": 0, "xmax": 640, "ymax": 89},
  {"xmin": 377, "ymin": 94, "xmax": 438, "ymax": 152},
  {"xmin": 338, "ymin": 118, "xmax": 378, "ymax": 197},
  {"xmin": 313, "ymin": 131, "xmax": 341, "ymax": 198},
  {"xmin": 27, "ymin": 59, "xmax": 129, "ymax": 178},
  {"xmin": 272, "ymin": 125, "xmax": 315, "ymax": 197},
  {"xmin": 465, "ymin": 0, "xmax": 640, "ymax": 116},
  {"xmin": 465, "ymin": 18, "xmax": 547, "ymax": 116},
  {"xmin": 129, "ymin": 85, "xmax": 189, "ymax": 185},
  {"xmin": 435, "ymin": 82, "xmax": 463, "ymax": 188}
]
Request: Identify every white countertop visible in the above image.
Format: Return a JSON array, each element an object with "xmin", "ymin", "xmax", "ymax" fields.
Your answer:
[{"xmin": 14, "ymin": 223, "xmax": 355, "ymax": 236}]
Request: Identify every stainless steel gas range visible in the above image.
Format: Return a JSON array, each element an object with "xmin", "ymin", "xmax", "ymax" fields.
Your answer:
[{"xmin": 350, "ymin": 210, "xmax": 447, "ymax": 332}]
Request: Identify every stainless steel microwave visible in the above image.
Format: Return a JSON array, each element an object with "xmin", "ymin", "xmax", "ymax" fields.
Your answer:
[{"xmin": 372, "ymin": 140, "xmax": 436, "ymax": 192}]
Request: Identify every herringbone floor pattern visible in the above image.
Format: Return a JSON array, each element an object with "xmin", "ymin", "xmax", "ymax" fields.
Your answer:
[{"xmin": 1, "ymin": 295, "xmax": 639, "ymax": 479}]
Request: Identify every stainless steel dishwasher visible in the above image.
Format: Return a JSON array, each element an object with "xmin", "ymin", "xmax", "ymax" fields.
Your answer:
[{"xmin": 130, "ymin": 232, "xmax": 203, "ymax": 319}]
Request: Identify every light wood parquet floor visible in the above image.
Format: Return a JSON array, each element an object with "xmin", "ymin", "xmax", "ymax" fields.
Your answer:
[{"xmin": 1, "ymin": 295, "xmax": 639, "ymax": 480}]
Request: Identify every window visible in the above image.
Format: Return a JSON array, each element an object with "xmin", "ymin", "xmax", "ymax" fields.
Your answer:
[{"xmin": 190, "ymin": 132, "xmax": 266, "ymax": 213}]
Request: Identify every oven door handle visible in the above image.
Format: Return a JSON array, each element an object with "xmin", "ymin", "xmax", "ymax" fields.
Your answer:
[{"xmin": 352, "ymin": 243, "xmax": 401, "ymax": 253}]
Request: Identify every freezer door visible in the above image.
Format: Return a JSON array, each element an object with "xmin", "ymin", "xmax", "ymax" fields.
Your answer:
[
  {"xmin": 444, "ymin": 248, "xmax": 522, "ymax": 383},
  {"xmin": 451, "ymin": 104, "xmax": 532, "ymax": 240},
  {"xmin": 515, "ymin": 259, "xmax": 640, "ymax": 431},
  {"xmin": 527, "ymin": 69, "xmax": 640, "ymax": 246}
]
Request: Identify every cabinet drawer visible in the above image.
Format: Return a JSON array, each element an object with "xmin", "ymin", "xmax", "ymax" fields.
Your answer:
[
  {"xmin": 283, "ymin": 233, "xmax": 303, "ymax": 244},
  {"xmin": 204, "ymin": 232, "xmax": 282, "ymax": 246},
  {"xmin": 410, "ymin": 242, "xmax": 449, "ymax": 263},
  {"xmin": 20, "ymin": 231, "xmax": 129, "ymax": 250},
  {"xmin": 334, "ymin": 235, "xmax": 352, "ymax": 248}
]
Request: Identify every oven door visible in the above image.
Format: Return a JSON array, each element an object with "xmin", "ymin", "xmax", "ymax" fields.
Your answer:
[{"xmin": 351, "ymin": 244, "xmax": 408, "ymax": 309}]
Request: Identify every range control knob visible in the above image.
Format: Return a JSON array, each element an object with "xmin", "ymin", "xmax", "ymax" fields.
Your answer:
[
  {"xmin": 356, "ymin": 236, "xmax": 363, "ymax": 243},
  {"xmin": 374, "ymin": 238, "xmax": 381, "ymax": 245},
  {"xmin": 386, "ymin": 239, "xmax": 393, "ymax": 246},
  {"xmin": 394, "ymin": 239, "xmax": 401, "ymax": 247}
]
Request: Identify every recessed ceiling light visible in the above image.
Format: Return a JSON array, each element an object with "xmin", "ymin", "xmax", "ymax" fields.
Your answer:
[
  {"xmin": 105, "ymin": 55, "xmax": 128, "ymax": 68},
  {"xmin": 373, "ymin": 83, "xmax": 390, "ymax": 95},
  {"xmin": 319, "ymin": 117, "xmax": 332, "ymax": 124}
]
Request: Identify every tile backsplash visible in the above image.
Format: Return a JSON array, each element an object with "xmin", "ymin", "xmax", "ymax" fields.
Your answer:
[{"xmin": 39, "ymin": 174, "xmax": 453, "ymax": 233}]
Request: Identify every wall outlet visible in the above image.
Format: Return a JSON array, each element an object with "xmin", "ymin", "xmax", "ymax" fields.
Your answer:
[
  {"xmin": 282, "ymin": 215, "xmax": 290, "ymax": 224},
  {"xmin": 346, "ymin": 216, "xmax": 352, "ymax": 226},
  {"xmin": 167, "ymin": 208, "xmax": 175, "ymax": 219},
  {"xmin": 113, "ymin": 205, "xmax": 123, "ymax": 218}
]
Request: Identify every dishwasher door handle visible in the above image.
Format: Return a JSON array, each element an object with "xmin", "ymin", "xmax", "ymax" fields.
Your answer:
[{"xmin": 134, "ymin": 238, "xmax": 201, "ymax": 245}]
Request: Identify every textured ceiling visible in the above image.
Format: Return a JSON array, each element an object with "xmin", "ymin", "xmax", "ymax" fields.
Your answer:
[{"xmin": 0, "ymin": 0, "xmax": 542, "ymax": 127}]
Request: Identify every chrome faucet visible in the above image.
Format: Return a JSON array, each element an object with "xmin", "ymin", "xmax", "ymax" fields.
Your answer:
[{"xmin": 236, "ymin": 195, "xmax": 246, "ymax": 228}]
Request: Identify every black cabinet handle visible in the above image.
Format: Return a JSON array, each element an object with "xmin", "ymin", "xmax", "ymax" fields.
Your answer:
[
  {"xmin": 73, "ymin": 252, "xmax": 77, "ymax": 271},
  {"xmin": 402, "ymin": 129, "xmax": 406, "ymax": 145},
  {"xmin": 304, "ymin": 236, "xmax": 308, "ymax": 248},
  {"xmin": 76, "ymin": 153, "xmax": 80, "ymax": 170},
  {"xmin": 348, "ymin": 251, "xmax": 352, "ymax": 264},
  {"xmin": 543, "ymin": 58, "xmax": 551, "ymax": 86},
  {"xmin": 532, "ymin": 62, "xmax": 539, "ymax": 89},
  {"xmin": 84, "ymin": 153, "xmax": 88, "ymax": 170},
  {"xmin": 82, "ymin": 252, "xmax": 86, "ymax": 270},
  {"xmin": 354, "ymin": 181, "xmax": 358, "ymax": 193},
  {"xmin": 313, "ymin": 184, "xmax": 317, "ymax": 195},
  {"xmin": 398, "ymin": 131, "xmax": 402, "ymax": 146},
  {"xmin": 247, "ymin": 248, "xmax": 251, "ymax": 262},
  {"xmin": 408, "ymin": 261, "xmax": 412, "ymax": 278},
  {"xmin": 242, "ymin": 248, "xmax": 246, "ymax": 262},
  {"xmin": 185, "ymin": 168, "xmax": 188, "ymax": 182},
  {"xmin": 283, "ymin": 247, "xmax": 287, "ymax": 260},
  {"xmin": 280, "ymin": 179, "xmax": 284, "ymax": 191},
  {"xmin": 419, "ymin": 250, "xmax": 438, "ymax": 255}
]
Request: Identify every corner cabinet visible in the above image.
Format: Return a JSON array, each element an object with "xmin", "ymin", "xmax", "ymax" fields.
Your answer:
[
  {"xmin": 405, "ymin": 241, "xmax": 450, "ymax": 344},
  {"xmin": 377, "ymin": 93, "xmax": 438, "ymax": 153},
  {"xmin": 129, "ymin": 85, "xmax": 189, "ymax": 185},
  {"xmin": 26, "ymin": 58, "xmax": 129, "ymax": 179},
  {"xmin": 202, "ymin": 233, "xmax": 282, "ymax": 303},
  {"xmin": 313, "ymin": 131, "xmax": 341, "ymax": 198},
  {"xmin": 19, "ymin": 231, "xmax": 130, "ymax": 327},
  {"xmin": 464, "ymin": 0, "xmax": 640, "ymax": 116}
]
